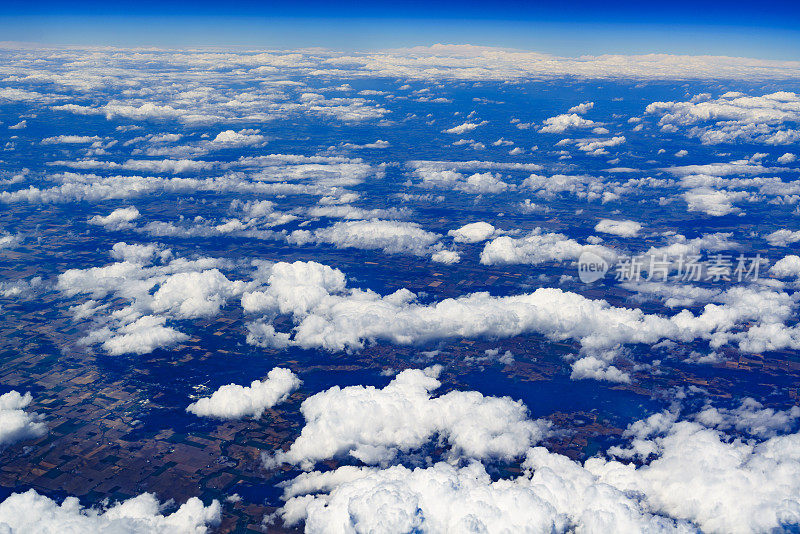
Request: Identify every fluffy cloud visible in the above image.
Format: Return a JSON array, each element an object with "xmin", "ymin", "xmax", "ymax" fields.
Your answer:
[
  {"xmin": 683, "ymin": 188, "xmax": 752, "ymax": 216},
  {"xmin": 594, "ymin": 219, "xmax": 642, "ymax": 237},
  {"xmin": 0, "ymin": 391, "xmax": 47, "ymax": 449},
  {"xmin": 538, "ymin": 113, "xmax": 596, "ymax": 133},
  {"xmin": 520, "ymin": 173, "xmax": 608, "ymax": 201},
  {"xmin": 479, "ymin": 228, "xmax": 618, "ymax": 265},
  {"xmin": 695, "ymin": 398, "xmax": 800, "ymax": 438},
  {"xmin": 41, "ymin": 135, "xmax": 103, "ymax": 145},
  {"xmin": 0, "ymin": 490, "xmax": 220, "ymax": 533},
  {"xmin": 0, "ymin": 232, "xmax": 22, "ymax": 249},
  {"xmin": 587, "ymin": 417, "xmax": 800, "ymax": 533},
  {"xmin": 267, "ymin": 366, "xmax": 550, "ymax": 469},
  {"xmin": 442, "ymin": 121, "xmax": 487, "ymax": 134},
  {"xmin": 430, "ymin": 249, "xmax": 461, "ymax": 264},
  {"xmin": 644, "ymin": 232, "xmax": 738, "ymax": 258},
  {"xmin": 242, "ymin": 260, "xmax": 800, "ymax": 361},
  {"xmin": 277, "ymin": 404, "xmax": 800, "ymax": 534},
  {"xmin": 568, "ymin": 101, "xmax": 594, "ymax": 114},
  {"xmin": 187, "ymin": 367, "xmax": 301, "ymax": 419},
  {"xmin": 88, "ymin": 206, "xmax": 141, "ymax": 230},
  {"xmin": 56, "ymin": 244, "xmax": 246, "ymax": 354},
  {"xmin": 646, "ymin": 92, "xmax": 800, "ymax": 145},
  {"xmin": 569, "ymin": 355, "xmax": 631, "ymax": 383},
  {"xmin": 0, "ymin": 156, "xmax": 378, "ymax": 205},
  {"xmin": 277, "ymin": 459, "xmax": 681, "ymax": 534},
  {"xmin": 448, "ymin": 221, "xmax": 496, "ymax": 243},
  {"xmin": 209, "ymin": 129, "xmax": 268, "ymax": 147},
  {"xmin": 577, "ymin": 135, "xmax": 626, "ymax": 154},
  {"xmin": 290, "ymin": 219, "xmax": 442, "ymax": 256},
  {"xmin": 457, "ymin": 172, "xmax": 511, "ymax": 193},
  {"xmin": 765, "ymin": 229, "xmax": 800, "ymax": 247},
  {"xmin": 770, "ymin": 255, "xmax": 800, "ymax": 279}
]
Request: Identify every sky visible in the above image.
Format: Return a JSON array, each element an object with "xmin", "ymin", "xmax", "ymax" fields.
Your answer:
[{"xmin": 1, "ymin": 0, "xmax": 799, "ymax": 59}]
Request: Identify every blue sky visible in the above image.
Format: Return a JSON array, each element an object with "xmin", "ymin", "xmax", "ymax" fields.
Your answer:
[{"xmin": 1, "ymin": 0, "xmax": 799, "ymax": 59}]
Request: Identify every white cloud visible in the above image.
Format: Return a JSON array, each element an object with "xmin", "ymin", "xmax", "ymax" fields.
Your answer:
[
  {"xmin": 267, "ymin": 366, "xmax": 550, "ymax": 469},
  {"xmin": 695, "ymin": 398, "xmax": 800, "ymax": 438},
  {"xmin": 570, "ymin": 355, "xmax": 631, "ymax": 383},
  {"xmin": 568, "ymin": 101, "xmax": 594, "ymax": 114},
  {"xmin": 56, "ymin": 246, "xmax": 246, "ymax": 355},
  {"xmin": 0, "ymin": 490, "xmax": 220, "ymax": 533},
  {"xmin": 646, "ymin": 92, "xmax": 800, "ymax": 145},
  {"xmin": 293, "ymin": 219, "xmax": 442, "ymax": 256},
  {"xmin": 770, "ymin": 255, "xmax": 800, "ymax": 279},
  {"xmin": 0, "ymin": 391, "xmax": 46, "ymax": 449},
  {"xmin": 0, "ymin": 232, "xmax": 22, "ymax": 249},
  {"xmin": 765, "ymin": 229, "xmax": 800, "ymax": 247},
  {"xmin": 448, "ymin": 221, "xmax": 496, "ymax": 243},
  {"xmin": 778, "ymin": 152, "xmax": 797, "ymax": 164},
  {"xmin": 277, "ymin": 459, "xmax": 680, "ymax": 534},
  {"xmin": 520, "ymin": 173, "xmax": 608, "ymax": 201},
  {"xmin": 645, "ymin": 232, "xmax": 738, "ymax": 258},
  {"xmin": 41, "ymin": 135, "xmax": 102, "ymax": 145},
  {"xmin": 88, "ymin": 206, "xmax": 141, "ymax": 230},
  {"xmin": 99, "ymin": 315, "xmax": 190, "ymax": 356},
  {"xmin": 209, "ymin": 129, "xmax": 268, "ymax": 147},
  {"xmin": 683, "ymin": 188, "xmax": 752, "ymax": 216},
  {"xmin": 187, "ymin": 367, "xmax": 301, "ymax": 419},
  {"xmin": 479, "ymin": 228, "xmax": 618, "ymax": 265},
  {"xmin": 430, "ymin": 249, "xmax": 461, "ymax": 264},
  {"xmin": 538, "ymin": 114, "xmax": 596, "ymax": 133},
  {"xmin": 456, "ymin": 172, "xmax": 510, "ymax": 193},
  {"xmin": 588, "ymin": 418, "xmax": 800, "ymax": 534},
  {"xmin": 277, "ymin": 403, "xmax": 800, "ymax": 534},
  {"xmin": 594, "ymin": 219, "xmax": 642, "ymax": 237},
  {"xmin": 242, "ymin": 260, "xmax": 800, "ymax": 360},
  {"xmin": 573, "ymin": 136, "xmax": 626, "ymax": 155},
  {"xmin": 442, "ymin": 121, "xmax": 487, "ymax": 134}
]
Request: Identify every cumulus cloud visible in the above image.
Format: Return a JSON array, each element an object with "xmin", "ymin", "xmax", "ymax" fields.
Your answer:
[
  {"xmin": 267, "ymin": 366, "xmax": 550, "ymax": 469},
  {"xmin": 56, "ymin": 245, "xmax": 246, "ymax": 355},
  {"xmin": 276, "ymin": 403, "xmax": 800, "ymax": 534},
  {"xmin": 0, "ymin": 156, "xmax": 378, "ymax": 205},
  {"xmin": 538, "ymin": 114, "xmax": 596, "ymax": 133},
  {"xmin": 765, "ymin": 229, "xmax": 800, "ymax": 247},
  {"xmin": 683, "ymin": 188, "xmax": 751, "ymax": 216},
  {"xmin": 479, "ymin": 228, "xmax": 618, "ymax": 265},
  {"xmin": 588, "ymin": 416, "xmax": 800, "ymax": 533},
  {"xmin": 442, "ymin": 121, "xmax": 488, "ymax": 134},
  {"xmin": 0, "ymin": 490, "xmax": 220, "ymax": 533},
  {"xmin": 187, "ymin": 367, "xmax": 301, "ymax": 419},
  {"xmin": 0, "ymin": 391, "xmax": 47, "ymax": 449},
  {"xmin": 407, "ymin": 160, "xmax": 540, "ymax": 193},
  {"xmin": 448, "ymin": 221, "xmax": 496, "ymax": 243},
  {"xmin": 594, "ymin": 219, "xmax": 642, "ymax": 237},
  {"xmin": 646, "ymin": 91, "xmax": 800, "ymax": 145},
  {"xmin": 770, "ymin": 255, "xmax": 800, "ymax": 279},
  {"xmin": 277, "ymin": 459, "xmax": 682, "ymax": 534},
  {"xmin": 520, "ymin": 173, "xmax": 609, "ymax": 201},
  {"xmin": 568, "ymin": 101, "xmax": 594, "ymax": 114},
  {"xmin": 290, "ymin": 219, "xmax": 443, "ymax": 256},
  {"xmin": 241, "ymin": 260, "xmax": 800, "ymax": 361},
  {"xmin": 430, "ymin": 249, "xmax": 461, "ymax": 264},
  {"xmin": 570, "ymin": 355, "xmax": 631, "ymax": 383},
  {"xmin": 695, "ymin": 398, "xmax": 800, "ymax": 438},
  {"xmin": 0, "ymin": 232, "xmax": 22, "ymax": 249},
  {"xmin": 41, "ymin": 135, "xmax": 103, "ymax": 145},
  {"xmin": 88, "ymin": 206, "xmax": 141, "ymax": 230}
]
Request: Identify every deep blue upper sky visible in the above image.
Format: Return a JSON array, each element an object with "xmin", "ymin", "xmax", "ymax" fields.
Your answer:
[{"xmin": 1, "ymin": 0, "xmax": 799, "ymax": 59}]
